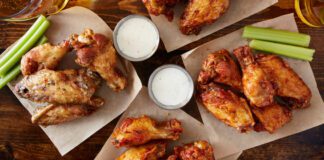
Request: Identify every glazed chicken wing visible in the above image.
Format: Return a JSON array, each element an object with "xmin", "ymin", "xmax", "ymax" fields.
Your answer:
[
  {"xmin": 180, "ymin": 0, "xmax": 230, "ymax": 35},
  {"xmin": 233, "ymin": 46, "xmax": 275, "ymax": 108},
  {"xmin": 255, "ymin": 54, "xmax": 312, "ymax": 109},
  {"xmin": 15, "ymin": 69, "xmax": 104, "ymax": 107},
  {"xmin": 167, "ymin": 140, "xmax": 215, "ymax": 160},
  {"xmin": 116, "ymin": 142, "xmax": 167, "ymax": 160},
  {"xmin": 70, "ymin": 29, "xmax": 127, "ymax": 92},
  {"xmin": 197, "ymin": 83, "xmax": 255, "ymax": 132},
  {"xmin": 112, "ymin": 115, "xmax": 183, "ymax": 148},
  {"xmin": 142, "ymin": 0, "xmax": 179, "ymax": 21},
  {"xmin": 198, "ymin": 49, "xmax": 242, "ymax": 91}
]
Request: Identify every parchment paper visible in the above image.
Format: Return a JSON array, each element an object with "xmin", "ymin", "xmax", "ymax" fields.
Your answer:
[
  {"xmin": 149, "ymin": 0, "xmax": 278, "ymax": 52},
  {"xmin": 5, "ymin": 7, "xmax": 142, "ymax": 155},
  {"xmin": 182, "ymin": 13, "xmax": 324, "ymax": 158},
  {"xmin": 95, "ymin": 87, "xmax": 242, "ymax": 160}
]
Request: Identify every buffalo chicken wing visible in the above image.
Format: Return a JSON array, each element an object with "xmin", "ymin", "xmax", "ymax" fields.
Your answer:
[
  {"xmin": 167, "ymin": 140, "xmax": 215, "ymax": 160},
  {"xmin": 142, "ymin": 0, "xmax": 179, "ymax": 21},
  {"xmin": 116, "ymin": 142, "xmax": 167, "ymax": 160}
]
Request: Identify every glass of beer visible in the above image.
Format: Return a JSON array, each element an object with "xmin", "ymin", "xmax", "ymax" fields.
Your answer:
[{"xmin": 295, "ymin": 0, "xmax": 324, "ymax": 27}]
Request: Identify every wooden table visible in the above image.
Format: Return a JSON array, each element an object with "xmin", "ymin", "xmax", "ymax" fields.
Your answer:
[{"xmin": 0, "ymin": 0, "xmax": 323, "ymax": 159}]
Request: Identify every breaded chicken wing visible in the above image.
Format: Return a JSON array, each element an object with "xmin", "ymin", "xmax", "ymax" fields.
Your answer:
[
  {"xmin": 255, "ymin": 54, "xmax": 312, "ymax": 109},
  {"xmin": 233, "ymin": 46, "xmax": 275, "ymax": 108},
  {"xmin": 112, "ymin": 115, "xmax": 183, "ymax": 148},
  {"xmin": 142, "ymin": 0, "xmax": 179, "ymax": 21},
  {"xmin": 180, "ymin": 0, "xmax": 230, "ymax": 35},
  {"xmin": 167, "ymin": 140, "xmax": 215, "ymax": 160},
  {"xmin": 116, "ymin": 142, "xmax": 167, "ymax": 160}
]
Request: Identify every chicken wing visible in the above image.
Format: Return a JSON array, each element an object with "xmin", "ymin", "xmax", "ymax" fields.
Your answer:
[
  {"xmin": 15, "ymin": 69, "xmax": 104, "ymax": 107},
  {"xmin": 112, "ymin": 115, "xmax": 183, "ymax": 148},
  {"xmin": 255, "ymin": 54, "xmax": 312, "ymax": 109},
  {"xmin": 167, "ymin": 140, "xmax": 215, "ymax": 160},
  {"xmin": 197, "ymin": 83, "xmax": 255, "ymax": 132},
  {"xmin": 180, "ymin": 0, "xmax": 230, "ymax": 35},
  {"xmin": 197, "ymin": 49, "xmax": 242, "ymax": 91},
  {"xmin": 116, "ymin": 142, "xmax": 167, "ymax": 160},
  {"xmin": 142, "ymin": 0, "xmax": 179, "ymax": 21},
  {"xmin": 252, "ymin": 103, "xmax": 292, "ymax": 133},
  {"xmin": 233, "ymin": 46, "xmax": 275, "ymax": 108},
  {"xmin": 20, "ymin": 41, "xmax": 70, "ymax": 76},
  {"xmin": 69, "ymin": 29, "xmax": 127, "ymax": 92}
]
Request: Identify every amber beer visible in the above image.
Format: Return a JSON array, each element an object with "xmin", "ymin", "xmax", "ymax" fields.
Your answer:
[{"xmin": 295, "ymin": 0, "xmax": 324, "ymax": 27}]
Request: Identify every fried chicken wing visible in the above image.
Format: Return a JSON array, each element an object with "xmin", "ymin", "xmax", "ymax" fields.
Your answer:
[
  {"xmin": 116, "ymin": 142, "xmax": 167, "ymax": 160},
  {"xmin": 142, "ymin": 0, "xmax": 179, "ymax": 21},
  {"xmin": 112, "ymin": 115, "xmax": 183, "ymax": 148},
  {"xmin": 70, "ymin": 29, "xmax": 127, "ymax": 92},
  {"xmin": 197, "ymin": 83, "xmax": 254, "ymax": 132},
  {"xmin": 255, "ymin": 54, "xmax": 312, "ymax": 109},
  {"xmin": 197, "ymin": 49, "xmax": 242, "ymax": 91},
  {"xmin": 20, "ymin": 41, "xmax": 70, "ymax": 76},
  {"xmin": 252, "ymin": 103, "xmax": 292, "ymax": 133},
  {"xmin": 233, "ymin": 46, "xmax": 275, "ymax": 108},
  {"xmin": 15, "ymin": 69, "xmax": 104, "ymax": 107},
  {"xmin": 167, "ymin": 140, "xmax": 215, "ymax": 160},
  {"xmin": 180, "ymin": 0, "xmax": 230, "ymax": 35}
]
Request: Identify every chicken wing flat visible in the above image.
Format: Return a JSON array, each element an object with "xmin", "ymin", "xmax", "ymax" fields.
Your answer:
[
  {"xmin": 70, "ymin": 29, "xmax": 127, "ymax": 92},
  {"xmin": 112, "ymin": 115, "xmax": 183, "ymax": 148},
  {"xmin": 233, "ymin": 46, "xmax": 275, "ymax": 108},
  {"xmin": 255, "ymin": 54, "xmax": 312, "ymax": 109},
  {"xmin": 197, "ymin": 83, "xmax": 255, "ymax": 132},
  {"xmin": 116, "ymin": 142, "xmax": 167, "ymax": 160},
  {"xmin": 252, "ymin": 103, "xmax": 292, "ymax": 133},
  {"xmin": 20, "ymin": 41, "xmax": 70, "ymax": 76},
  {"xmin": 167, "ymin": 140, "xmax": 215, "ymax": 160},
  {"xmin": 142, "ymin": 0, "xmax": 179, "ymax": 21},
  {"xmin": 198, "ymin": 49, "xmax": 242, "ymax": 91},
  {"xmin": 180, "ymin": 0, "xmax": 230, "ymax": 35},
  {"xmin": 15, "ymin": 69, "xmax": 104, "ymax": 107}
]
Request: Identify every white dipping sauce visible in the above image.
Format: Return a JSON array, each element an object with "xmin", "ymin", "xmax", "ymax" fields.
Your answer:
[{"xmin": 116, "ymin": 17, "xmax": 159, "ymax": 59}]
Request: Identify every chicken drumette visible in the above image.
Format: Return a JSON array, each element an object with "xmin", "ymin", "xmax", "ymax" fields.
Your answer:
[
  {"xmin": 167, "ymin": 140, "xmax": 215, "ymax": 160},
  {"xmin": 116, "ymin": 142, "xmax": 167, "ymax": 160},
  {"xmin": 142, "ymin": 0, "xmax": 179, "ymax": 21}
]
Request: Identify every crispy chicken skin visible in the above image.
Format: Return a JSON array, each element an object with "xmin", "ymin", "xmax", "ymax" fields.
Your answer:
[
  {"xmin": 112, "ymin": 115, "xmax": 183, "ymax": 148},
  {"xmin": 197, "ymin": 83, "xmax": 255, "ymax": 132},
  {"xmin": 167, "ymin": 140, "xmax": 215, "ymax": 160},
  {"xmin": 142, "ymin": 0, "xmax": 179, "ymax": 21},
  {"xmin": 198, "ymin": 49, "xmax": 242, "ymax": 91},
  {"xmin": 15, "ymin": 69, "xmax": 104, "ymax": 107},
  {"xmin": 255, "ymin": 54, "xmax": 312, "ymax": 109},
  {"xmin": 180, "ymin": 0, "xmax": 230, "ymax": 35},
  {"xmin": 70, "ymin": 29, "xmax": 127, "ymax": 92},
  {"xmin": 233, "ymin": 46, "xmax": 275, "ymax": 108},
  {"xmin": 252, "ymin": 104, "xmax": 292, "ymax": 133},
  {"xmin": 20, "ymin": 41, "xmax": 70, "ymax": 76},
  {"xmin": 116, "ymin": 142, "xmax": 167, "ymax": 160}
]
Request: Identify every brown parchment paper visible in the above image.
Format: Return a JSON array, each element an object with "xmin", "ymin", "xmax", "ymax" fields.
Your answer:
[
  {"xmin": 182, "ymin": 13, "xmax": 324, "ymax": 159},
  {"xmin": 5, "ymin": 7, "xmax": 142, "ymax": 155},
  {"xmin": 149, "ymin": 0, "xmax": 278, "ymax": 52},
  {"xmin": 94, "ymin": 87, "xmax": 242, "ymax": 160}
]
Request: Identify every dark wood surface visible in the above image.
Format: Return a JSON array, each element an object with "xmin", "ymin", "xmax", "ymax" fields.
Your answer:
[{"xmin": 0, "ymin": 0, "xmax": 323, "ymax": 159}]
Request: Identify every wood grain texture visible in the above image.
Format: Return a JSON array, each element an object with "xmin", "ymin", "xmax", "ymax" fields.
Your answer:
[{"xmin": 0, "ymin": 0, "xmax": 323, "ymax": 159}]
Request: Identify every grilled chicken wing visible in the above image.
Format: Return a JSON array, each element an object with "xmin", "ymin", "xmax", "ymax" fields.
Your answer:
[
  {"xmin": 116, "ymin": 142, "xmax": 167, "ymax": 160},
  {"xmin": 112, "ymin": 115, "xmax": 183, "ymax": 148},
  {"xmin": 255, "ymin": 54, "xmax": 312, "ymax": 109},
  {"xmin": 20, "ymin": 41, "xmax": 70, "ymax": 76},
  {"xmin": 15, "ymin": 69, "xmax": 104, "ymax": 107},
  {"xmin": 167, "ymin": 140, "xmax": 215, "ymax": 160},
  {"xmin": 197, "ymin": 83, "xmax": 254, "ymax": 132},
  {"xmin": 70, "ymin": 29, "xmax": 127, "ymax": 92},
  {"xmin": 233, "ymin": 46, "xmax": 275, "ymax": 108},
  {"xmin": 142, "ymin": 0, "xmax": 179, "ymax": 21},
  {"xmin": 198, "ymin": 49, "xmax": 242, "ymax": 91},
  {"xmin": 180, "ymin": 0, "xmax": 230, "ymax": 35}
]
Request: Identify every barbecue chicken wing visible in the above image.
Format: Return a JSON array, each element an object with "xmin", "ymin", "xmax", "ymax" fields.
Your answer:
[
  {"xmin": 70, "ymin": 29, "xmax": 127, "ymax": 92},
  {"xmin": 255, "ymin": 54, "xmax": 312, "ymax": 109},
  {"xmin": 197, "ymin": 49, "xmax": 242, "ymax": 91},
  {"xmin": 116, "ymin": 142, "xmax": 167, "ymax": 160},
  {"xmin": 142, "ymin": 0, "xmax": 179, "ymax": 21},
  {"xmin": 20, "ymin": 41, "xmax": 70, "ymax": 76},
  {"xmin": 167, "ymin": 140, "xmax": 215, "ymax": 160},
  {"xmin": 112, "ymin": 115, "xmax": 183, "ymax": 148},
  {"xmin": 15, "ymin": 69, "xmax": 104, "ymax": 107},
  {"xmin": 180, "ymin": 0, "xmax": 230, "ymax": 35},
  {"xmin": 233, "ymin": 46, "xmax": 275, "ymax": 108},
  {"xmin": 197, "ymin": 83, "xmax": 255, "ymax": 132}
]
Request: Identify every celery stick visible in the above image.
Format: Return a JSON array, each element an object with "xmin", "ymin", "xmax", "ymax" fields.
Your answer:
[
  {"xmin": 249, "ymin": 40, "xmax": 314, "ymax": 61},
  {"xmin": 0, "ymin": 64, "xmax": 21, "ymax": 89},
  {"xmin": 243, "ymin": 26, "xmax": 311, "ymax": 47},
  {"xmin": 0, "ymin": 15, "xmax": 47, "ymax": 67},
  {"xmin": 0, "ymin": 20, "xmax": 50, "ymax": 76},
  {"xmin": 35, "ymin": 36, "xmax": 48, "ymax": 46}
]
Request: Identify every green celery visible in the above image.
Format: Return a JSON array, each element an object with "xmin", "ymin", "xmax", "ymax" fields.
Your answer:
[
  {"xmin": 35, "ymin": 36, "xmax": 48, "ymax": 46},
  {"xmin": 0, "ymin": 64, "xmax": 21, "ymax": 89}
]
